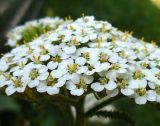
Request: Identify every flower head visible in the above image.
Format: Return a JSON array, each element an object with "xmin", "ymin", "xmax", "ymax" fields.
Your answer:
[{"xmin": 1, "ymin": 16, "xmax": 160, "ymax": 105}]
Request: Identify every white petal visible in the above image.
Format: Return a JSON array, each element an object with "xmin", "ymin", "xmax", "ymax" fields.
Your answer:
[
  {"xmin": 66, "ymin": 81, "xmax": 76, "ymax": 90},
  {"xmin": 61, "ymin": 52, "xmax": 70, "ymax": 59},
  {"xmin": 47, "ymin": 61, "xmax": 58, "ymax": 70},
  {"xmin": 105, "ymin": 80, "xmax": 117, "ymax": 90},
  {"xmin": 147, "ymin": 90, "xmax": 156, "ymax": 102},
  {"xmin": 55, "ymin": 77, "xmax": 66, "ymax": 87},
  {"xmin": 0, "ymin": 81, "xmax": 5, "ymax": 88},
  {"xmin": 89, "ymin": 33, "xmax": 97, "ymax": 40},
  {"xmin": 71, "ymin": 88, "xmax": 84, "ymax": 96},
  {"xmin": 106, "ymin": 71, "xmax": 116, "ymax": 80},
  {"xmin": 63, "ymin": 73, "xmax": 73, "ymax": 80},
  {"xmin": 148, "ymin": 82, "xmax": 155, "ymax": 89},
  {"xmin": 17, "ymin": 86, "xmax": 26, "ymax": 93},
  {"xmin": 139, "ymin": 79, "xmax": 147, "ymax": 88},
  {"xmin": 106, "ymin": 89, "xmax": 119, "ymax": 97},
  {"xmin": 38, "ymin": 72, "xmax": 49, "ymax": 80},
  {"xmin": 63, "ymin": 46, "xmax": 76, "ymax": 54},
  {"xmin": 5, "ymin": 85, "xmax": 16, "ymax": 96},
  {"xmin": 39, "ymin": 66, "xmax": 48, "ymax": 73},
  {"xmin": 0, "ymin": 61, "xmax": 8, "ymax": 71},
  {"xmin": 21, "ymin": 76, "xmax": 31, "ymax": 84},
  {"xmin": 109, "ymin": 54, "xmax": 118, "ymax": 63},
  {"xmin": 91, "ymin": 82, "xmax": 104, "ymax": 92},
  {"xmin": 47, "ymin": 87, "xmax": 59, "ymax": 95},
  {"xmin": 77, "ymin": 66, "xmax": 88, "ymax": 74},
  {"xmin": 19, "ymin": 58, "xmax": 28, "ymax": 65},
  {"xmin": 62, "ymin": 35, "xmax": 72, "ymax": 42},
  {"xmin": 51, "ymin": 70, "xmax": 63, "ymax": 78},
  {"xmin": 13, "ymin": 70, "xmax": 23, "ymax": 76},
  {"xmin": 40, "ymin": 55, "xmax": 50, "ymax": 61},
  {"xmin": 71, "ymin": 74, "xmax": 80, "ymax": 84},
  {"xmin": 28, "ymin": 79, "xmax": 39, "ymax": 88},
  {"xmin": 85, "ymin": 69, "xmax": 96, "ymax": 75},
  {"xmin": 37, "ymin": 83, "xmax": 47, "ymax": 93},
  {"xmin": 117, "ymin": 68, "xmax": 127, "ymax": 74},
  {"xmin": 75, "ymin": 57, "xmax": 86, "ymax": 66},
  {"xmin": 95, "ymin": 62, "xmax": 110, "ymax": 72},
  {"xmin": 10, "ymin": 66, "xmax": 19, "ymax": 72},
  {"xmin": 135, "ymin": 96, "xmax": 147, "ymax": 105},
  {"xmin": 128, "ymin": 79, "xmax": 139, "ymax": 89},
  {"xmin": 84, "ymin": 75, "xmax": 94, "ymax": 84},
  {"xmin": 48, "ymin": 33, "xmax": 59, "ymax": 41},
  {"xmin": 121, "ymin": 88, "xmax": 134, "ymax": 96}
]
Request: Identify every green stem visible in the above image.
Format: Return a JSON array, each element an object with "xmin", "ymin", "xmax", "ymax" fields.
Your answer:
[
  {"xmin": 66, "ymin": 105, "xmax": 74, "ymax": 126},
  {"xmin": 62, "ymin": 88, "xmax": 74, "ymax": 126},
  {"xmin": 75, "ymin": 96, "xmax": 86, "ymax": 126},
  {"xmin": 85, "ymin": 95, "xmax": 124, "ymax": 117}
]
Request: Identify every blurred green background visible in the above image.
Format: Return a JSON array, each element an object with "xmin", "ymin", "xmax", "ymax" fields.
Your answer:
[{"xmin": 1, "ymin": 0, "xmax": 160, "ymax": 126}]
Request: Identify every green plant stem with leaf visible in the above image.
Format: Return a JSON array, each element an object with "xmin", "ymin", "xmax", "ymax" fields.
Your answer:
[
  {"xmin": 49, "ymin": 94, "xmax": 134, "ymax": 126},
  {"xmin": 11, "ymin": 90, "xmax": 135, "ymax": 126}
]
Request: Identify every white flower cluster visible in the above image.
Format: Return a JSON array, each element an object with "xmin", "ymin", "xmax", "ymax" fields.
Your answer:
[
  {"xmin": 1, "ymin": 16, "xmax": 160, "ymax": 105},
  {"xmin": 7, "ymin": 17, "xmax": 64, "ymax": 47}
]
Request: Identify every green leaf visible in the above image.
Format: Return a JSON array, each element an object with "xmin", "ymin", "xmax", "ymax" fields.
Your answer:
[
  {"xmin": 0, "ymin": 95, "xmax": 20, "ymax": 112},
  {"xmin": 85, "ymin": 95, "xmax": 124, "ymax": 117},
  {"xmin": 92, "ymin": 110, "xmax": 135, "ymax": 126}
]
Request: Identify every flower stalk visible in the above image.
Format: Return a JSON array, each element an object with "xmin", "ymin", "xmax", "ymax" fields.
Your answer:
[{"xmin": 75, "ymin": 96, "xmax": 86, "ymax": 126}]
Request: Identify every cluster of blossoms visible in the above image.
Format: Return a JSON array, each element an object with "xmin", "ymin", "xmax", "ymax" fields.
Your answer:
[
  {"xmin": 1, "ymin": 16, "xmax": 160, "ymax": 105},
  {"xmin": 7, "ymin": 17, "xmax": 64, "ymax": 47}
]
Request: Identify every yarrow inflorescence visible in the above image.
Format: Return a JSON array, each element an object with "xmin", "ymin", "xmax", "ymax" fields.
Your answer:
[
  {"xmin": 7, "ymin": 17, "xmax": 64, "ymax": 47},
  {"xmin": 1, "ymin": 16, "xmax": 160, "ymax": 105}
]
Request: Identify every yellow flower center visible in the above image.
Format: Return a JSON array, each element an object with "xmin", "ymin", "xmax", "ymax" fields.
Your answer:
[
  {"xmin": 76, "ymin": 78, "xmax": 87, "ymax": 90},
  {"xmin": 133, "ymin": 69, "xmax": 144, "ymax": 79},
  {"xmin": 116, "ymin": 78, "xmax": 127, "ymax": 89},
  {"xmin": 136, "ymin": 88, "xmax": 146, "ymax": 96},
  {"xmin": 99, "ymin": 77, "xmax": 109, "ymax": 85},
  {"xmin": 51, "ymin": 55, "xmax": 62, "ymax": 63},
  {"xmin": 47, "ymin": 75, "xmax": 58, "ymax": 86},
  {"xmin": 156, "ymin": 72, "xmax": 160, "ymax": 80},
  {"xmin": 67, "ymin": 64, "xmax": 78, "ymax": 74},
  {"xmin": 83, "ymin": 52, "xmax": 90, "ymax": 61},
  {"xmin": 97, "ymin": 36, "xmax": 103, "ymax": 48},
  {"xmin": 99, "ymin": 52, "xmax": 108, "ymax": 63},
  {"xmin": 29, "ymin": 69, "xmax": 39, "ymax": 80},
  {"xmin": 155, "ymin": 86, "xmax": 160, "ymax": 95},
  {"xmin": 11, "ymin": 77, "xmax": 23, "ymax": 88}
]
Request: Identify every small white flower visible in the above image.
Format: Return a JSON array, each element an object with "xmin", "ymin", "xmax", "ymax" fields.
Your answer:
[
  {"xmin": 10, "ymin": 58, "xmax": 28, "ymax": 77},
  {"xmin": 22, "ymin": 63, "xmax": 49, "ymax": 88},
  {"xmin": 58, "ymin": 29, "xmax": 72, "ymax": 42},
  {"xmin": 128, "ymin": 69, "xmax": 147, "ymax": 89},
  {"xmin": 66, "ymin": 73, "xmax": 93, "ymax": 96},
  {"xmin": 129, "ymin": 74, "xmax": 148, "ymax": 104},
  {"xmin": 106, "ymin": 63, "xmax": 128, "ymax": 80},
  {"xmin": 91, "ymin": 76, "xmax": 116, "ymax": 92},
  {"xmin": 5, "ymin": 77, "xmax": 27, "ymax": 96},
  {"xmin": 37, "ymin": 72, "xmax": 66, "ymax": 95},
  {"xmin": 148, "ymin": 82, "xmax": 160, "ymax": 102},
  {"xmin": 0, "ymin": 75, "xmax": 11, "ymax": 88},
  {"xmin": 93, "ymin": 50, "xmax": 111, "ymax": 72}
]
